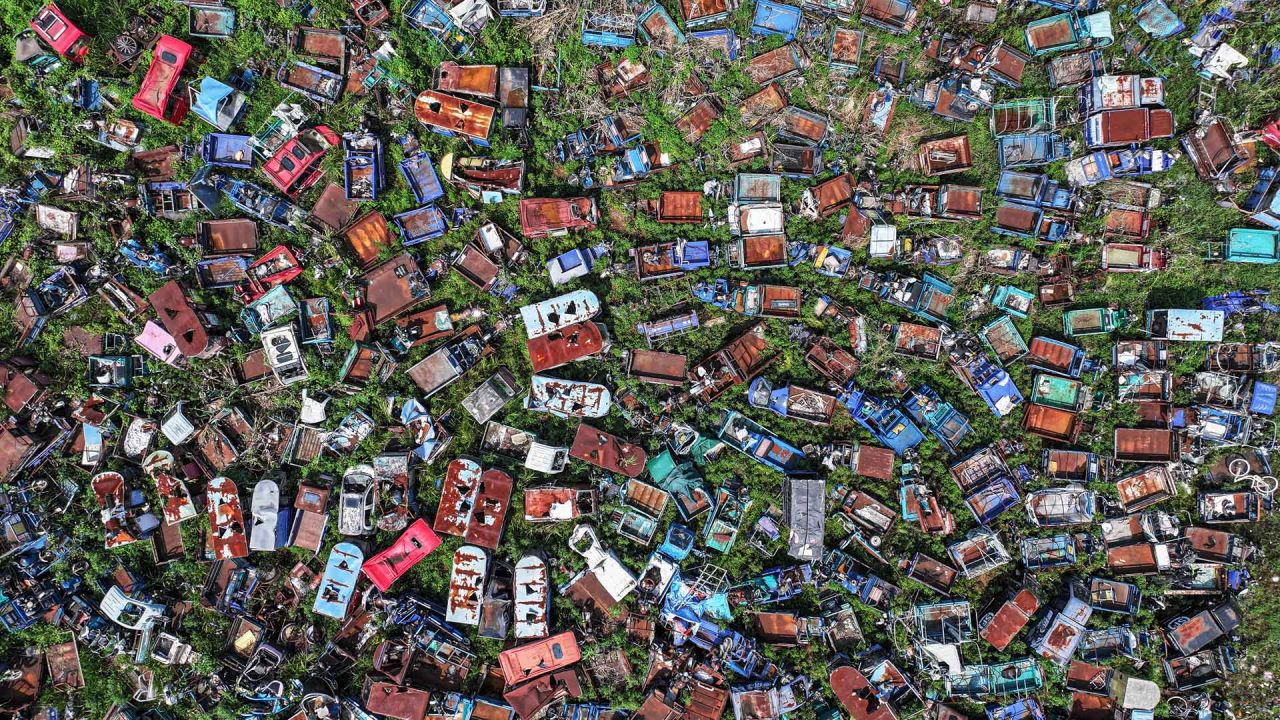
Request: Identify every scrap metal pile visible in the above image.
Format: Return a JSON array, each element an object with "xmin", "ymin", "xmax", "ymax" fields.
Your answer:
[{"xmin": 2, "ymin": 0, "xmax": 1280, "ymax": 720}]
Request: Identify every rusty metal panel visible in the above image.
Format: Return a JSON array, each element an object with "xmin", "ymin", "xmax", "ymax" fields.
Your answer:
[
  {"xmin": 514, "ymin": 554, "xmax": 550, "ymax": 639},
  {"xmin": 446, "ymin": 544, "xmax": 488, "ymax": 625},
  {"xmin": 626, "ymin": 349, "xmax": 687, "ymax": 385},
  {"xmin": 570, "ymin": 423, "xmax": 647, "ymax": 477},
  {"xmin": 414, "ymin": 90, "xmax": 496, "ymax": 141},
  {"xmin": 1113, "ymin": 428, "xmax": 1179, "ymax": 462},
  {"xmin": 436, "ymin": 62, "xmax": 499, "ymax": 99},
  {"xmin": 497, "ymin": 632, "xmax": 581, "ymax": 685},
  {"xmin": 207, "ymin": 476, "xmax": 249, "ymax": 560}
]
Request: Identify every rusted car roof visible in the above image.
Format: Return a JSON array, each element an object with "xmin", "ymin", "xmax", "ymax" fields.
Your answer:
[
  {"xmin": 979, "ymin": 588, "xmax": 1040, "ymax": 650},
  {"xmin": 812, "ymin": 174, "xmax": 855, "ymax": 217},
  {"xmin": 454, "ymin": 243, "xmax": 500, "ymax": 291},
  {"xmin": 1027, "ymin": 336, "xmax": 1077, "ymax": 373},
  {"xmin": 657, "ymin": 191, "xmax": 703, "ymax": 222},
  {"xmin": 45, "ymin": 640, "xmax": 83, "ymax": 690},
  {"xmin": 1166, "ymin": 604, "xmax": 1240, "ymax": 656},
  {"xmin": 345, "ymin": 212, "xmax": 393, "ymax": 268},
  {"xmin": 527, "ymin": 321, "xmax": 606, "ymax": 372},
  {"xmin": 746, "ymin": 44, "xmax": 808, "ymax": 84},
  {"xmin": 198, "ymin": 219, "xmax": 258, "ymax": 255},
  {"xmin": 676, "ymin": 99, "xmax": 721, "ymax": 144},
  {"xmin": 414, "ymin": 90, "xmax": 496, "ymax": 141},
  {"xmin": 855, "ymin": 445, "xmax": 896, "ymax": 481},
  {"xmin": 626, "ymin": 349, "xmax": 687, "ymax": 385},
  {"xmin": 1114, "ymin": 428, "xmax": 1179, "ymax": 462},
  {"xmin": 312, "ymin": 182, "xmax": 359, "ymax": 230},
  {"xmin": 355, "ymin": 253, "xmax": 429, "ymax": 332},
  {"xmin": 1021, "ymin": 403, "xmax": 1079, "ymax": 443},
  {"xmin": 903, "ymin": 553, "xmax": 957, "ymax": 594},
  {"xmin": 740, "ymin": 83, "xmax": 788, "ymax": 123},
  {"xmin": 995, "ymin": 202, "xmax": 1040, "ymax": 233},
  {"xmin": 148, "ymin": 281, "xmax": 210, "ymax": 358},
  {"xmin": 739, "ymin": 235, "xmax": 787, "ymax": 267},
  {"xmin": 364, "ymin": 681, "xmax": 431, "ymax": 720},
  {"xmin": 1105, "ymin": 543, "xmax": 1164, "ymax": 575},
  {"xmin": 831, "ymin": 27, "xmax": 864, "ymax": 65},
  {"xmin": 894, "ymin": 322, "xmax": 943, "ymax": 360},
  {"xmin": 570, "ymin": 423, "xmax": 647, "ymax": 478},
  {"xmin": 435, "ymin": 62, "xmax": 499, "ymax": 99},
  {"xmin": 831, "ymin": 666, "xmax": 897, "ymax": 720},
  {"xmin": 679, "ymin": 0, "xmax": 730, "ymax": 22},
  {"xmin": 497, "ymin": 632, "xmax": 581, "ymax": 685}
]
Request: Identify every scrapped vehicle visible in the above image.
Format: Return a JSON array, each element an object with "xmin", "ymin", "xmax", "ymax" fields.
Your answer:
[
  {"xmin": 131, "ymin": 35, "xmax": 193, "ymax": 124},
  {"xmin": 633, "ymin": 240, "xmax": 713, "ymax": 281},
  {"xmin": 460, "ymin": 367, "xmax": 521, "ymax": 423},
  {"xmin": 1102, "ymin": 243, "xmax": 1169, "ymax": 272},
  {"xmin": 248, "ymin": 478, "xmax": 282, "ymax": 552},
  {"xmin": 261, "ymin": 325, "xmax": 308, "ymax": 385},
  {"xmin": 569, "ymin": 423, "xmax": 647, "ymax": 477},
  {"xmin": 407, "ymin": 326, "xmax": 492, "ymax": 396},
  {"xmin": 519, "ymin": 197, "xmax": 598, "ymax": 238},
  {"xmin": 693, "ymin": 279, "xmax": 801, "ymax": 319},
  {"xmin": 92, "ymin": 471, "xmax": 160, "ymax": 548},
  {"xmin": 343, "ymin": 132, "xmax": 385, "ymax": 201},
  {"xmin": 1083, "ymin": 108, "xmax": 1175, "ymax": 147},
  {"xmin": 364, "ymin": 519, "xmax": 442, "ymax": 592},
  {"xmin": 206, "ymin": 476, "xmax": 249, "ymax": 561},
  {"xmin": 314, "ymin": 543, "xmax": 363, "ymax": 620},
  {"xmin": 716, "ymin": 409, "xmax": 806, "ymax": 475},
  {"xmin": 527, "ymin": 375, "xmax": 612, "ymax": 419},
  {"xmin": 263, "ymin": 126, "xmax": 339, "ymax": 198},
  {"xmin": 749, "ymin": 377, "xmax": 838, "ymax": 425},
  {"xmin": 143, "ymin": 450, "xmax": 196, "ymax": 525},
  {"xmin": 215, "ymin": 177, "xmax": 308, "ymax": 231},
  {"xmin": 400, "ymin": 152, "xmax": 446, "ymax": 204},
  {"xmin": 514, "ymin": 554, "xmax": 550, "ymax": 639},
  {"xmin": 519, "ymin": 289, "xmax": 601, "ymax": 339},
  {"xmin": 200, "ymin": 133, "xmax": 254, "ymax": 169},
  {"xmin": 1211, "ymin": 229, "xmax": 1280, "ymax": 264},
  {"xmin": 997, "ymin": 133, "xmax": 1072, "ymax": 168},
  {"xmin": 277, "ymin": 60, "xmax": 344, "ymax": 104},
  {"xmin": 1024, "ymin": 11, "xmax": 1113, "ymax": 56},
  {"xmin": 338, "ymin": 465, "xmax": 378, "ymax": 536},
  {"xmin": 442, "ymin": 154, "xmax": 525, "ymax": 197},
  {"xmin": 497, "ymin": 632, "xmax": 581, "ymax": 685},
  {"xmin": 1065, "ymin": 146, "xmax": 1178, "ymax": 187},
  {"xmin": 446, "ymin": 545, "xmax": 488, "ymax": 626},
  {"xmin": 30, "ymin": 3, "xmax": 91, "ymax": 63},
  {"xmin": 1063, "ymin": 307, "xmax": 1128, "ymax": 337},
  {"xmin": 1146, "ymin": 309, "xmax": 1224, "ymax": 342}
]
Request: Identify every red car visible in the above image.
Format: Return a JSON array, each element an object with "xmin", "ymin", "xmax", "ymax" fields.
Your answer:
[
  {"xmin": 132, "ymin": 35, "xmax": 192, "ymax": 125},
  {"xmin": 238, "ymin": 246, "xmax": 304, "ymax": 302},
  {"xmin": 263, "ymin": 126, "xmax": 339, "ymax": 198},
  {"xmin": 30, "ymin": 3, "xmax": 90, "ymax": 63},
  {"xmin": 362, "ymin": 519, "xmax": 442, "ymax": 592},
  {"xmin": 1261, "ymin": 114, "xmax": 1280, "ymax": 152}
]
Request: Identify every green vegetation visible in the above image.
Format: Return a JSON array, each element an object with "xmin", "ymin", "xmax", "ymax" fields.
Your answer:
[{"xmin": 2, "ymin": 0, "xmax": 1280, "ymax": 718}]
